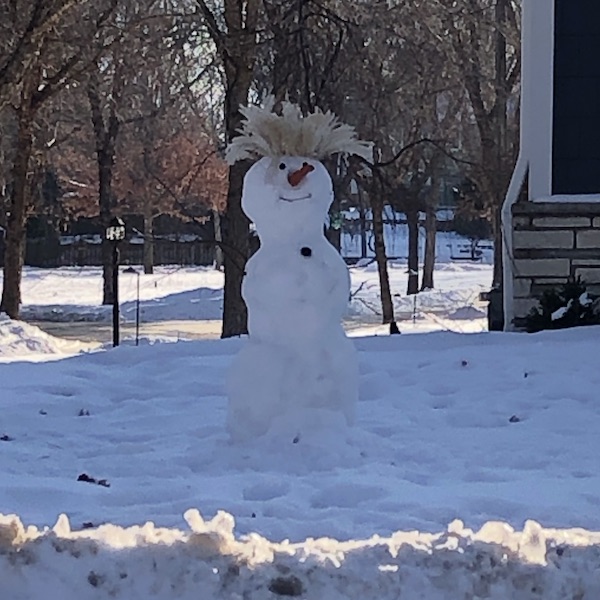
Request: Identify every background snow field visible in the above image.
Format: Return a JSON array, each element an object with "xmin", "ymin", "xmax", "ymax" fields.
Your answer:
[
  {"xmin": 6, "ymin": 260, "xmax": 492, "ymax": 341},
  {"xmin": 1, "ymin": 323, "xmax": 600, "ymax": 597}
]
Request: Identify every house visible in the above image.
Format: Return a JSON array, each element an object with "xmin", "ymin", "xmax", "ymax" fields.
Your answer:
[{"xmin": 503, "ymin": 0, "xmax": 600, "ymax": 330}]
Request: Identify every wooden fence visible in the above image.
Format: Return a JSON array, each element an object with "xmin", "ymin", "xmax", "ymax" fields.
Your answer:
[{"xmin": 18, "ymin": 239, "xmax": 215, "ymax": 268}]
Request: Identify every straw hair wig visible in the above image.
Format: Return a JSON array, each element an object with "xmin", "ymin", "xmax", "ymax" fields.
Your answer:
[{"xmin": 225, "ymin": 98, "xmax": 372, "ymax": 165}]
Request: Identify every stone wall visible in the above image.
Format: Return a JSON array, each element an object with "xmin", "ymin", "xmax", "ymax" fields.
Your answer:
[{"xmin": 511, "ymin": 202, "xmax": 600, "ymax": 327}]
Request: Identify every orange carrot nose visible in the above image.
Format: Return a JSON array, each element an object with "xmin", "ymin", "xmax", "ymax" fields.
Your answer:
[{"xmin": 288, "ymin": 163, "xmax": 314, "ymax": 187}]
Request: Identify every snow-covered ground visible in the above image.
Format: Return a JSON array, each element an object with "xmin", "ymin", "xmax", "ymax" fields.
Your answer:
[
  {"xmin": 2, "ymin": 321, "xmax": 600, "ymax": 596},
  {"xmin": 348, "ymin": 261, "xmax": 490, "ymax": 334},
  {"xmin": 16, "ymin": 265, "xmax": 225, "ymax": 324},
  {"xmin": 11, "ymin": 229, "xmax": 493, "ymax": 336},
  {"xmin": 2, "ymin": 249, "xmax": 600, "ymax": 598},
  {"xmin": 11, "ymin": 261, "xmax": 492, "ymax": 342}
]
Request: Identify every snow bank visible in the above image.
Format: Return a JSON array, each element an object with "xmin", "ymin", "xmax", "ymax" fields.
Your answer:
[
  {"xmin": 1, "ymin": 512, "xmax": 599, "ymax": 600},
  {"xmin": 0, "ymin": 316, "xmax": 96, "ymax": 360}
]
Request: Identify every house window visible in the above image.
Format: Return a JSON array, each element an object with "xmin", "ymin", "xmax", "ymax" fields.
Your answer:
[{"xmin": 552, "ymin": 0, "xmax": 600, "ymax": 195}]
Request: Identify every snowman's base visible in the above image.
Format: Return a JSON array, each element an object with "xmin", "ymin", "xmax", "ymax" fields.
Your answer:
[{"xmin": 226, "ymin": 328, "xmax": 358, "ymax": 444}]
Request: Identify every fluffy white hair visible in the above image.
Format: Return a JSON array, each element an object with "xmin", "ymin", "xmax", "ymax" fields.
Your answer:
[{"xmin": 225, "ymin": 98, "xmax": 373, "ymax": 165}]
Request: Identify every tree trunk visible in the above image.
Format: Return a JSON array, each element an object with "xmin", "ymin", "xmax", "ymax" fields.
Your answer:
[
  {"xmin": 221, "ymin": 160, "xmax": 250, "ymax": 338},
  {"xmin": 356, "ymin": 185, "xmax": 368, "ymax": 259},
  {"xmin": 406, "ymin": 209, "xmax": 419, "ymax": 295},
  {"xmin": 493, "ymin": 0, "xmax": 507, "ymax": 289},
  {"xmin": 370, "ymin": 186, "xmax": 397, "ymax": 329},
  {"xmin": 213, "ymin": 209, "xmax": 224, "ymax": 270},
  {"xmin": 88, "ymin": 72, "xmax": 120, "ymax": 306},
  {"xmin": 143, "ymin": 211, "xmax": 154, "ymax": 275},
  {"xmin": 98, "ymin": 150, "xmax": 116, "ymax": 305},
  {"xmin": 421, "ymin": 206, "xmax": 436, "ymax": 290},
  {"xmin": 326, "ymin": 220, "xmax": 342, "ymax": 252},
  {"xmin": 0, "ymin": 110, "xmax": 33, "ymax": 318},
  {"xmin": 492, "ymin": 204, "xmax": 503, "ymax": 287},
  {"xmin": 326, "ymin": 188, "xmax": 342, "ymax": 252},
  {"xmin": 220, "ymin": 75, "xmax": 253, "ymax": 337},
  {"xmin": 360, "ymin": 206, "xmax": 368, "ymax": 259},
  {"xmin": 495, "ymin": 0, "xmax": 508, "ymax": 166},
  {"xmin": 197, "ymin": 0, "xmax": 258, "ymax": 337}
]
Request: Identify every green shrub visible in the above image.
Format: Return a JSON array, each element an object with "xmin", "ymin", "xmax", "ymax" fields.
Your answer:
[{"xmin": 525, "ymin": 277, "xmax": 600, "ymax": 333}]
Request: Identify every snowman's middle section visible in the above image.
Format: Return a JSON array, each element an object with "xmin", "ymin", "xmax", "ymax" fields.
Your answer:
[{"xmin": 243, "ymin": 238, "xmax": 350, "ymax": 344}]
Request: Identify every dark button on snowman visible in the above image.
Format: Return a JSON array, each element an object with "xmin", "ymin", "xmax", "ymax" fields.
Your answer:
[{"xmin": 225, "ymin": 100, "xmax": 372, "ymax": 442}]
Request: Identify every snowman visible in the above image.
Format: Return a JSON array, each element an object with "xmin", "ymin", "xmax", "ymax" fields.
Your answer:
[{"xmin": 225, "ymin": 100, "xmax": 372, "ymax": 442}]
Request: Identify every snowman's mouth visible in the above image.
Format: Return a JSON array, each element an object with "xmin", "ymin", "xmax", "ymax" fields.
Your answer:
[{"xmin": 278, "ymin": 194, "xmax": 312, "ymax": 203}]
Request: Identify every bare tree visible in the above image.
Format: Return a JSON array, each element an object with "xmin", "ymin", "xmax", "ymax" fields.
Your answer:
[
  {"xmin": 440, "ymin": 0, "xmax": 521, "ymax": 286},
  {"xmin": 0, "ymin": 0, "xmax": 83, "ymax": 106},
  {"xmin": 337, "ymin": 3, "xmax": 442, "ymax": 313},
  {"xmin": 194, "ymin": 0, "xmax": 260, "ymax": 338},
  {"xmin": 84, "ymin": 0, "xmax": 198, "ymax": 302},
  {"xmin": 0, "ymin": 0, "xmax": 116, "ymax": 318},
  {"xmin": 124, "ymin": 117, "xmax": 227, "ymax": 274}
]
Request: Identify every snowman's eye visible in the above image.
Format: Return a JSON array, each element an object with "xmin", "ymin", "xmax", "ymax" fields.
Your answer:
[{"xmin": 278, "ymin": 162, "xmax": 286, "ymax": 171}]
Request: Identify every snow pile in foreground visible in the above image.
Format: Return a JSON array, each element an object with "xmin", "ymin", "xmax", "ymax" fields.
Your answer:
[
  {"xmin": 1, "ymin": 511, "xmax": 600, "ymax": 600},
  {"xmin": 2, "ymin": 329, "xmax": 600, "ymax": 539},
  {"xmin": 0, "ymin": 316, "xmax": 96, "ymax": 360}
]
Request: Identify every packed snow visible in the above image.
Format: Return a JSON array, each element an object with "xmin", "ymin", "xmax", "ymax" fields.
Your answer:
[
  {"xmin": 1, "ymin": 314, "xmax": 600, "ymax": 596},
  {"xmin": 2, "ymin": 245, "xmax": 600, "ymax": 597},
  {"xmin": 0, "ymin": 314, "xmax": 98, "ymax": 362}
]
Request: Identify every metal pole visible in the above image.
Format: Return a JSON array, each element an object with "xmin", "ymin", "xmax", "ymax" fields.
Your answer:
[
  {"xmin": 135, "ymin": 272, "xmax": 140, "ymax": 346},
  {"xmin": 112, "ymin": 243, "xmax": 120, "ymax": 347}
]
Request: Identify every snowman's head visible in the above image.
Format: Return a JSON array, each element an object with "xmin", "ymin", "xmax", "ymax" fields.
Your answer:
[
  {"xmin": 242, "ymin": 155, "xmax": 333, "ymax": 241},
  {"xmin": 225, "ymin": 98, "xmax": 372, "ymax": 242}
]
